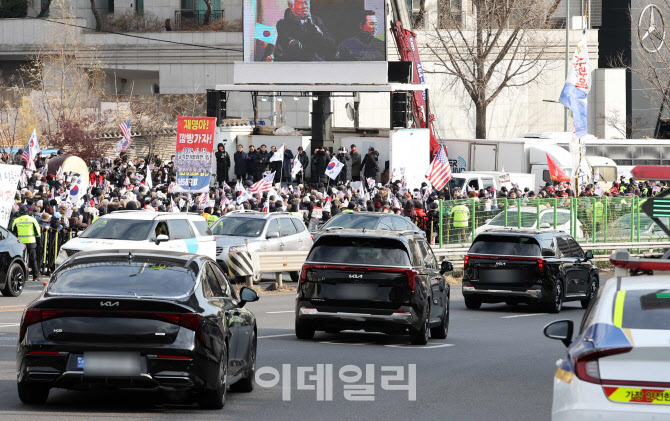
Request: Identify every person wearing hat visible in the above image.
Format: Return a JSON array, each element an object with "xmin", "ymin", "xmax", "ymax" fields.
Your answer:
[
  {"xmin": 335, "ymin": 146, "xmax": 352, "ymax": 184},
  {"xmin": 361, "ymin": 146, "xmax": 379, "ymax": 182},
  {"xmin": 295, "ymin": 146, "xmax": 309, "ymax": 184},
  {"xmin": 12, "ymin": 205, "xmax": 41, "ymax": 281}
]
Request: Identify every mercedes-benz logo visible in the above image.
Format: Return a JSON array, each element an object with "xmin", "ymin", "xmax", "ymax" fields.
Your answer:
[{"xmin": 639, "ymin": 4, "xmax": 666, "ymax": 53}]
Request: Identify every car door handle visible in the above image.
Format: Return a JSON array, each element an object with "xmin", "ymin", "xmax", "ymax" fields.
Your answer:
[{"xmin": 280, "ymin": 243, "xmax": 285, "ymax": 247}]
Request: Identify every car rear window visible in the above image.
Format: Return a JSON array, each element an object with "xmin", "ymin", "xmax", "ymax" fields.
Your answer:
[
  {"xmin": 308, "ymin": 236, "xmax": 411, "ymax": 266},
  {"xmin": 469, "ymin": 235, "xmax": 541, "ymax": 256},
  {"xmin": 488, "ymin": 211, "xmax": 537, "ymax": 228},
  {"xmin": 80, "ymin": 218, "xmax": 153, "ymax": 241},
  {"xmin": 321, "ymin": 214, "xmax": 380, "ymax": 230},
  {"xmin": 617, "ymin": 290, "xmax": 670, "ymax": 330},
  {"xmin": 50, "ymin": 261, "xmax": 196, "ymax": 299}
]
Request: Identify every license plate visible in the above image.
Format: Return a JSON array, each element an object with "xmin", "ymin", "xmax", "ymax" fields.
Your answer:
[
  {"xmin": 604, "ymin": 386, "xmax": 670, "ymax": 404},
  {"xmin": 338, "ymin": 284, "xmax": 377, "ymax": 300},
  {"xmin": 83, "ymin": 352, "xmax": 141, "ymax": 377}
]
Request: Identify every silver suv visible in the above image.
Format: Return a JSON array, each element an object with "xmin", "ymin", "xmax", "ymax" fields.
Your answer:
[{"xmin": 211, "ymin": 211, "xmax": 313, "ymax": 283}]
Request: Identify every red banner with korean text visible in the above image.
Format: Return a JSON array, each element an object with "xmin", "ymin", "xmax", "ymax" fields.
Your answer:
[{"xmin": 174, "ymin": 116, "xmax": 216, "ymax": 193}]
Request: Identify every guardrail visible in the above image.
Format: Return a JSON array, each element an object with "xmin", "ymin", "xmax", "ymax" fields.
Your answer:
[{"xmin": 253, "ymin": 242, "xmax": 670, "ymax": 278}]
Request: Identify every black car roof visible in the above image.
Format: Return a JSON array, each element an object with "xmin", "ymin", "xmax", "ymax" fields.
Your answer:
[
  {"xmin": 56, "ymin": 249, "xmax": 209, "ymax": 273},
  {"xmin": 314, "ymin": 229, "xmax": 422, "ymax": 242},
  {"xmin": 475, "ymin": 228, "xmax": 569, "ymax": 238}
]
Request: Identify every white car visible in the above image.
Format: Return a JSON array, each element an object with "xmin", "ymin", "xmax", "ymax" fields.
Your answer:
[
  {"xmin": 544, "ymin": 250, "xmax": 670, "ymax": 420},
  {"xmin": 56, "ymin": 211, "xmax": 216, "ymax": 266},
  {"xmin": 475, "ymin": 206, "xmax": 584, "ymax": 238}
]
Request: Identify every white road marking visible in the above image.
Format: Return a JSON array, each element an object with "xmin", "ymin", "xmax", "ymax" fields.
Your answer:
[
  {"xmin": 385, "ymin": 343, "xmax": 455, "ymax": 349},
  {"xmin": 258, "ymin": 333, "xmax": 295, "ymax": 339},
  {"xmin": 0, "ymin": 323, "xmax": 20, "ymax": 327},
  {"xmin": 501, "ymin": 313, "xmax": 548, "ymax": 319},
  {"xmin": 266, "ymin": 310, "xmax": 294, "ymax": 314}
]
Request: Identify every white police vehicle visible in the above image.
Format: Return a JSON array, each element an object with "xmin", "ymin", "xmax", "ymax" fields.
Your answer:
[
  {"xmin": 56, "ymin": 211, "xmax": 216, "ymax": 266},
  {"xmin": 544, "ymin": 250, "xmax": 670, "ymax": 420}
]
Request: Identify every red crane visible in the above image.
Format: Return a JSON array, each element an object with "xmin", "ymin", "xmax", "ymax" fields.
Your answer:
[{"xmin": 390, "ymin": 21, "xmax": 441, "ymax": 156}]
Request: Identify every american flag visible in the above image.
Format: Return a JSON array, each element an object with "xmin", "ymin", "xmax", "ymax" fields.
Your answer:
[
  {"xmin": 249, "ymin": 172, "xmax": 275, "ymax": 195},
  {"xmin": 426, "ymin": 146, "xmax": 452, "ymax": 191},
  {"xmin": 119, "ymin": 120, "xmax": 131, "ymax": 143}
]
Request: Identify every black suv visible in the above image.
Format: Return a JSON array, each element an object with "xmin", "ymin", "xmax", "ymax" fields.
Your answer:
[
  {"xmin": 295, "ymin": 230, "xmax": 453, "ymax": 345},
  {"xmin": 462, "ymin": 229, "xmax": 599, "ymax": 313}
]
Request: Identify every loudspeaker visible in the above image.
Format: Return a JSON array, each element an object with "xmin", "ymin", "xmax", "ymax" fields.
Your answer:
[
  {"xmin": 388, "ymin": 61, "xmax": 413, "ymax": 84},
  {"xmin": 391, "ymin": 92, "xmax": 411, "ymax": 128},
  {"xmin": 206, "ymin": 90, "xmax": 227, "ymax": 123}
]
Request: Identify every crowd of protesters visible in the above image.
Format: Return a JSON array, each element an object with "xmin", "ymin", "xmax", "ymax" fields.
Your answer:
[{"xmin": 3, "ymin": 142, "xmax": 665, "ymax": 246}]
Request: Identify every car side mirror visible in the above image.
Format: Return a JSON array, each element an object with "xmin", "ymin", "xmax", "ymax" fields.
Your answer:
[
  {"xmin": 155, "ymin": 234, "xmax": 169, "ymax": 245},
  {"xmin": 440, "ymin": 260, "xmax": 453, "ymax": 275},
  {"xmin": 238, "ymin": 286, "xmax": 259, "ymax": 308},
  {"xmin": 543, "ymin": 320, "xmax": 574, "ymax": 347},
  {"xmin": 266, "ymin": 231, "xmax": 280, "ymax": 239},
  {"xmin": 584, "ymin": 250, "xmax": 593, "ymax": 260},
  {"xmin": 540, "ymin": 222, "xmax": 551, "ymax": 229}
]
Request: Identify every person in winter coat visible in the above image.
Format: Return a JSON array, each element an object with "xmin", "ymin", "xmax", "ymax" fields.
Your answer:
[
  {"xmin": 215, "ymin": 143, "xmax": 231, "ymax": 185},
  {"xmin": 254, "ymin": 144, "xmax": 271, "ymax": 181},
  {"xmin": 350, "ymin": 144, "xmax": 362, "ymax": 181},
  {"xmin": 247, "ymin": 145, "xmax": 257, "ymax": 181},
  {"xmin": 361, "ymin": 146, "xmax": 379, "ymax": 181},
  {"xmin": 234, "ymin": 144, "xmax": 248, "ymax": 181},
  {"xmin": 89, "ymin": 170, "xmax": 103, "ymax": 188},
  {"xmin": 282, "ymin": 147, "xmax": 294, "ymax": 183},
  {"xmin": 312, "ymin": 147, "xmax": 330, "ymax": 185},
  {"xmin": 295, "ymin": 146, "xmax": 309, "ymax": 184},
  {"xmin": 335, "ymin": 146, "xmax": 352, "ymax": 184}
]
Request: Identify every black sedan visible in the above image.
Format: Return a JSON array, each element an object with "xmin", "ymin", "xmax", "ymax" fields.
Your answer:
[
  {"xmin": 0, "ymin": 225, "xmax": 27, "ymax": 297},
  {"xmin": 313, "ymin": 212, "xmax": 424, "ymax": 238},
  {"xmin": 17, "ymin": 249, "xmax": 259, "ymax": 409}
]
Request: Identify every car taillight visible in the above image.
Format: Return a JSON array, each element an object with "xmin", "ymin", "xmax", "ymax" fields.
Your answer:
[
  {"xmin": 406, "ymin": 270, "xmax": 417, "ymax": 292},
  {"xmin": 179, "ymin": 313, "xmax": 204, "ymax": 331},
  {"xmin": 19, "ymin": 308, "xmax": 42, "ymax": 342},
  {"xmin": 537, "ymin": 259, "xmax": 546, "ymax": 274},
  {"xmin": 464, "ymin": 255, "xmax": 469, "ymax": 269},
  {"xmin": 299, "ymin": 264, "xmax": 315, "ymax": 285},
  {"xmin": 573, "ymin": 347, "xmax": 633, "ymax": 384},
  {"xmin": 311, "ymin": 234, "xmax": 315, "ymax": 240}
]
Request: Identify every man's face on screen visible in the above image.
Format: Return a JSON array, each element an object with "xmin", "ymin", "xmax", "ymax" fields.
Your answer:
[
  {"xmin": 290, "ymin": 0, "xmax": 310, "ymax": 19},
  {"xmin": 362, "ymin": 15, "xmax": 378, "ymax": 37}
]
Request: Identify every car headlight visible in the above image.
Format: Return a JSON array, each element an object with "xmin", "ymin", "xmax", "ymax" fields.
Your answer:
[{"xmin": 229, "ymin": 245, "xmax": 248, "ymax": 253}]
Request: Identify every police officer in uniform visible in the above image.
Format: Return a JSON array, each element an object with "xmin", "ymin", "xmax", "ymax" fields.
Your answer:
[
  {"xmin": 451, "ymin": 202, "xmax": 470, "ymax": 243},
  {"xmin": 12, "ymin": 206, "xmax": 41, "ymax": 281}
]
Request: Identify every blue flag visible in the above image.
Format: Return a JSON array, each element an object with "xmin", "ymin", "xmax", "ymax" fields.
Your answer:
[{"xmin": 559, "ymin": 84, "xmax": 588, "ymax": 139}]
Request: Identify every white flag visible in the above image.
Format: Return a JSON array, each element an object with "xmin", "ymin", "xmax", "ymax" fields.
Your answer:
[
  {"xmin": 270, "ymin": 144, "xmax": 285, "ymax": 162},
  {"xmin": 324, "ymin": 157, "xmax": 344, "ymax": 180},
  {"xmin": 291, "ymin": 158, "xmax": 303, "ymax": 179}
]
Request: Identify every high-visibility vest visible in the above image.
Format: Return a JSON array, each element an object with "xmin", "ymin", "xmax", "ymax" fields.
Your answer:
[
  {"xmin": 92, "ymin": 216, "xmax": 100, "ymax": 223},
  {"xmin": 594, "ymin": 201, "xmax": 604, "ymax": 223},
  {"xmin": 207, "ymin": 214, "xmax": 218, "ymax": 226},
  {"xmin": 12, "ymin": 214, "xmax": 40, "ymax": 244},
  {"xmin": 342, "ymin": 209, "xmax": 354, "ymax": 213},
  {"xmin": 452, "ymin": 204, "xmax": 469, "ymax": 228}
]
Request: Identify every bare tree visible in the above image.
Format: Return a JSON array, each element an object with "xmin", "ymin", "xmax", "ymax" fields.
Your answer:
[
  {"xmin": 204, "ymin": 0, "xmax": 213, "ymax": 26},
  {"xmin": 90, "ymin": 0, "xmax": 101, "ymax": 31},
  {"xmin": 425, "ymin": 0, "xmax": 562, "ymax": 139},
  {"xmin": 413, "ymin": 0, "xmax": 426, "ymax": 29},
  {"xmin": 37, "ymin": 0, "xmax": 52, "ymax": 18}
]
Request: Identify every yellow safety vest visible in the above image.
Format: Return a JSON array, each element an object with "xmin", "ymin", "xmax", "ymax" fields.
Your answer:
[
  {"xmin": 207, "ymin": 214, "xmax": 218, "ymax": 226},
  {"xmin": 12, "ymin": 214, "xmax": 40, "ymax": 244},
  {"xmin": 452, "ymin": 204, "xmax": 469, "ymax": 228},
  {"xmin": 92, "ymin": 216, "xmax": 100, "ymax": 223}
]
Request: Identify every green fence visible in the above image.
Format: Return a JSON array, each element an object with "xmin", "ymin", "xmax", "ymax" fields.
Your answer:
[{"xmin": 438, "ymin": 196, "xmax": 666, "ymax": 247}]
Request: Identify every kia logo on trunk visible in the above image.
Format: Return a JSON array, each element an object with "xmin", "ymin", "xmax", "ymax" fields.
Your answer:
[
  {"xmin": 349, "ymin": 274, "xmax": 363, "ymax": 279},
  {"xmin": 495, "ymin": 261, "xmax": 506, "ymax": 266},
  {"xmin": 100, "ymin": 301, "xmax": 119, "ymax": 307}
]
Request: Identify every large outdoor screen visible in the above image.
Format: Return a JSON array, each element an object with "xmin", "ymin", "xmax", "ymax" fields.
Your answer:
[{"xmin": 243, "ymin": 0, "xmax": 386, "ymax": 62}]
